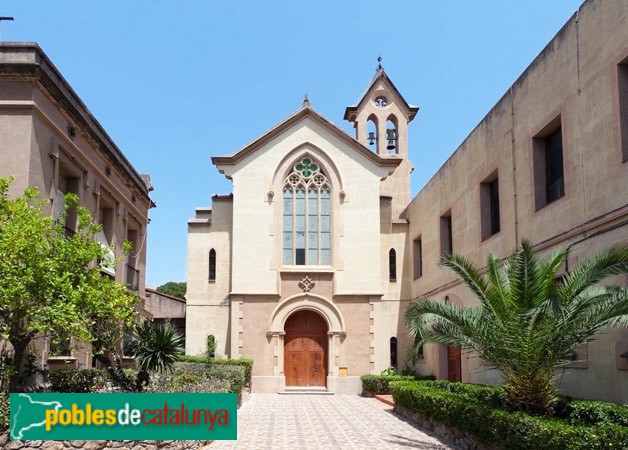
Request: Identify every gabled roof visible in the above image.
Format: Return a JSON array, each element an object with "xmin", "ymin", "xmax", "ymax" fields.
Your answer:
[
  {"xmin": 344, "ymin": 68, "xmax": 419, "ymax": 122},
  {"xmin": 211, "ymin": 105, "xmax": 402, "ymax": 172}
]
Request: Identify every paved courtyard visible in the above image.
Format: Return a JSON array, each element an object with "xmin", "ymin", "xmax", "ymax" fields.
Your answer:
[{"xmin": 207, "ymin": 394, "xmax": 457, "ymax": 450}]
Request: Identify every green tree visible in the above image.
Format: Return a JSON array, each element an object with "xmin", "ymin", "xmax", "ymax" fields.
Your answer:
[
  {"xmin": 156, "ymin": 281, "xmax": 186, "ymax": 299},
  {"xmin": 405, "ymin": 240, "xmax": 628, "ymax": 415},
  {"xmin": 125, "ymin": 320, "xmax": 184, "ymax": 389},
  {"xmin": 0, "ymin": 178, "xmax": 139, "ymax": 391}
]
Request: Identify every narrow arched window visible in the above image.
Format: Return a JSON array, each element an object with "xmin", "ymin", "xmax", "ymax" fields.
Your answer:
[
  {"xmin": 389, "ymin": 248, "xmax": 397, "ymax": 281},
  {"xmin": 209, "ymin": 249, "xmax": 216, "ymax": 282},
  {"xmin": 283, "ymin": 156, "xmax": 331, "ymax": 266},
  {"xmin": 390, "ymin": 337, "xmax": 398, "ymax": 368}
]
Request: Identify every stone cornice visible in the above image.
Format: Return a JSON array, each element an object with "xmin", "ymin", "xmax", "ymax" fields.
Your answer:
[{"xmin": 0, "ymin": 43, "xmax": 151, "ymax": 200}]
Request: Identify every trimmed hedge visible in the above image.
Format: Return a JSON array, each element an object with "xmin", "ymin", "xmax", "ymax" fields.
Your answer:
[
  {"xmin": 48, "ymin": 368, "xmax": 138, "ymax": 393},
  {"xmin": 390, "ymin": 381, "xmax": 628, "ymax": 450},
  {"xmin": 556, "ymin": 398, "xmax": 628, "ymax": 427},
  {"xmin": 46, "ymin": 360, "xmax": 252, "ymax": 395},
  {"xmin": 179, "ymin": 355, "xmax": 253, "ymax": 386},
  {"xmin": 146, "ymin": 362, "xmax": 238, "ymax": 393},
  {"xmin": 361, "ymin": 374, "xmax": 435, "ymax": 395}
]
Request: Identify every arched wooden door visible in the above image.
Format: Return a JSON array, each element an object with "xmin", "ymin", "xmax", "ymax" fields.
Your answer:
[{"xmin": 284, "ymin": 310, "xmax": 328, "ymax": 387}]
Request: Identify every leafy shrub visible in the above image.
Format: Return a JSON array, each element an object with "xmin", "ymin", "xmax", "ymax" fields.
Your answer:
[
  {"xmin": 48, "ymin": 369, "xmax": 106, "ymax": 393},
  {"xmin": 179, "ymin": 355, "xmax": 253, "ymax": 386},
  {"xmin": 206, "ymin": 335, "xmax": 216, "ymax": 358},
  {"xmin": 0, "ymin": 392, "xmax": 9, "ymax": 433},
  {"xmin": 419, "ymin": 379, "xmax": 506, "ymax": 408},
  {"xmin": 145, "ymin": 361, "xmax": 248, "ymax": 393},
  {"xmin": 171, "ymin": 374, "xmax": 202, "ymax": 390},
  {"xmin": 555, "ymin": 398, "xmax": 628, "ymax": 427},
  {"xmin": 361, "ymin": 373, "xmax": 436, "ymax": 395},
  {"xmin": 390, "ymin": 381, "xmax": 628, "ymax": 450},
  {"xmin": 206, "ymin": 365, "xmax": 246, "ymax": 394},
  {"xmin": 361, "ymin": 375, "xmax": 415, "ymax": 395},
  {"xmin": 381, "ymin": 367, "xmax": 398, "ymax": 376},
  {"xmin": 146, "ymin": 372, "xmax": 228, "ymax": 393},
  {"xmin": 400, "ymin": 367, "xmax": 437, "ymax": 381},
  {"xmin": 126, "ymin": 321, "xmax": 184, "ymax": 375}
]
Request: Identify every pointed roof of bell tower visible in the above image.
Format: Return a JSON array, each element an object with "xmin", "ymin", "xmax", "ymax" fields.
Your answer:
[{"xmin": 344, "ymin": 58, "xmax": 419, "ymax": 123}]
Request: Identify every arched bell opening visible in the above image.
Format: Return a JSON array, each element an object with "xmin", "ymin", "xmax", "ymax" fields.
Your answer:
[
  {"xmin": 366, "ymin": 115, "xmax": 378, "ymax": 152},
  {"xmin": 386, "ymin": 115, "xmax": 399, "ymax": 155}
]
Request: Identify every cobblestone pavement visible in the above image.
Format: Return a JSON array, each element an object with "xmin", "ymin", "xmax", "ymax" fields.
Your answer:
[{"xmin": 207, "ymin": 394, "xmax": 457, "ymax": 450}]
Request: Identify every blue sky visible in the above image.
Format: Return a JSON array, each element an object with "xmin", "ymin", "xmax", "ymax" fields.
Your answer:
[{"xmin": 2, "ymin": 1, "xmax": 583, "ymax": 287}]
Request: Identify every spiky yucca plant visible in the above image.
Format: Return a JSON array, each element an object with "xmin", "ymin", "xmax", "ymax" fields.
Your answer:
[
  {"xmin": 125, "ymin": 321, "xmax": 184, "ymax": 388},
  {"xmin": 405, "ymin": 240, "xmax": 628, "ymax": 415}
]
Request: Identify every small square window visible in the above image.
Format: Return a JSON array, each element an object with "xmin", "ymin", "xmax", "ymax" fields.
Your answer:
[{"xmin": 50, "ymin": 334, "xmax": 71, "ymax": 357}]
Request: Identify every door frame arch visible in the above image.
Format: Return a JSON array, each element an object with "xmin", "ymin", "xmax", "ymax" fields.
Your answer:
[{"xmin": 266, "ymin": 293, "xmax": 346, "ymax": 390}]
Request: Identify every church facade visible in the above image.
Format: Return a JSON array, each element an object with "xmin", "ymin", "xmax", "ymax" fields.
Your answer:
[
  {"xmin": 187, "ymin": 0, "xmax": 628, "ymax": 401},
  {"xmin": 186, "ymin": 69, "xmax": 413, "ymax": 394}
]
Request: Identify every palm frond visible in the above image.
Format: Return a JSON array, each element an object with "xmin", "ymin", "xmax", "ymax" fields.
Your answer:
[
  {"xmin": 441, "ymin": 253, "xmax": 490, "ymax": 306},
  {"xmin": 559, "ymin": 246, "xmax": 628, "ymax": 304},
  {"xmin": 485, "ymin": 253, "xmax": 512, "ymax": 321}
]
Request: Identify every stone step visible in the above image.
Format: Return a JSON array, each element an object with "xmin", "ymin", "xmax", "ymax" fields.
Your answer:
[
  {"xmin": 279, "ymin": 387, "xmax": 334, "ymax": 395},
  {"xmin": 374, "ymin": 394, "xmax": 395, "ymax": 407}
]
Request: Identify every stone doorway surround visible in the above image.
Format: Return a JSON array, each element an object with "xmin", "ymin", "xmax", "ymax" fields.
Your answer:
[{"xmin": 264, "ymin": 293, "xmax": 358, "ymax": 393}]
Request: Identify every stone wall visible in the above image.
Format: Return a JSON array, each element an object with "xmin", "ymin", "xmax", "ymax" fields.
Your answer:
[
  {"xmin": 394, "ymin": 405, "xmax": 496, "ymax": 450},
  {"xmin": 0, "ymin": 435, "xmax": 211, "ymax": 450}
]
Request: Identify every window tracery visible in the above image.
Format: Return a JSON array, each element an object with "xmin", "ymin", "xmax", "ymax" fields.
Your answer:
[{"xmin": 283, "ymin": 156, "xmax": 331, "ymax": 265}]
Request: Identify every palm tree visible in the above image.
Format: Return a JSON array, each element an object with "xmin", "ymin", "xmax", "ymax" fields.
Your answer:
[
  {"xmin": 125, "ymin": 320, "xmax": 185, "ymax": 389},
  {"xmin": 405, "ymin": 240, "xmax": 628, "ymax": 415}
]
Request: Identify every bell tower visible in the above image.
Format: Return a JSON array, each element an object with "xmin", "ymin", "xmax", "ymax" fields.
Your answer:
[{"xmin": 344, "ymin": 59, "xmax": 418, "ymax": 218}]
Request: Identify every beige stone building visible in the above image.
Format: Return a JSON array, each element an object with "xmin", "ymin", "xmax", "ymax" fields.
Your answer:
[
  {"xmin": 0, "ymin": 43, "xmax": 154, "ymax": 369},
  {"xmin": 144, "ymin": 288, "xmax": 186, "ymax": 338},
  {"xmin": 187, "ymin": 0, "xmax": 627, "ymax": 402}
]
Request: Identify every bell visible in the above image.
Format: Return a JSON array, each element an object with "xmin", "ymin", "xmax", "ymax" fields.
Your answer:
[
  {"xmin": 386, "ymin": 128, "xmax": 396, "ymax": 150},
  {"xmin": 367, "ymin": 131, "xmax": 376, "ymax": 146}
]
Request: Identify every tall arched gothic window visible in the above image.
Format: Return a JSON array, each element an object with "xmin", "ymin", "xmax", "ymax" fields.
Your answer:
[
  {"xmin": 283, "ymin": 156, "xmax": 331, "ymax": 266},
  {"xmin": 389, "ymin": 248, "xmax": 397, "ymax": 281}
]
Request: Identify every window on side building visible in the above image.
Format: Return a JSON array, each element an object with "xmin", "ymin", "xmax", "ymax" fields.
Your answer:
[
  {"xmin": 413, "ymin": 237, "xmax": 423, "ymax": 279},
  {"xmin": 480, "ymin": 171, "xmax": 500, "ymax": 241},
  {"xmin": 533, "ymin": 118, "xmax": 565, "ymax": 209}
]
